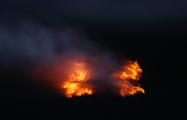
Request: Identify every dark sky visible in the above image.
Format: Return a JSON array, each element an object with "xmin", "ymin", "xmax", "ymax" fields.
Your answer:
[
  {"xmin": 0, "ymin": 0, "xmax": 187, "ymax": 24},
  {"xmin": 0, "ymin": 0, "xmax": 186, "ymax": 120}
]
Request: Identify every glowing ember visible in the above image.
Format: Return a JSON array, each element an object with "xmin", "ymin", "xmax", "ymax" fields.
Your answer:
[
  {"xmin": 112, "ymin": 61, "xmax": 145, "ymax": 96},
  {"xmin": 62, "ymin": 61, "xmax": 93, "ymax": 98}
]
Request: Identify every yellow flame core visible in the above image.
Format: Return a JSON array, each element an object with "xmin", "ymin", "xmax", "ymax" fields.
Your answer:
[
  {"xmin": 113, "ymin": 61, "xmax": 145, "ymax": 96},
  {"xmin": 62, "ymin": 61, "xmax": 93, "ymax": 98}
]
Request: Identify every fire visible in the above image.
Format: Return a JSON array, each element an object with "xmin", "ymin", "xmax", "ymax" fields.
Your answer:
[
  {"xmin": 35, "ymin": 56, "xmax": 145, "ymax": 98},
  {"xmin": 112, "ymin": 61, "xmax": 145, "ymax": 96},
  {"xmin": 119, "ymin": 61, "xmax": 143, "ymax": 80},
  {"xmin": 62, "ymin": 61, "xmax": 93, "ymax": 98},
  {"xmin": 63, "ymin": 82, "xmax": 93, "ymax": 97}
]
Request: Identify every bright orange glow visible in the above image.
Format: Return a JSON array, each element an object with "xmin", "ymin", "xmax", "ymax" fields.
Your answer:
[
  {"xmin": 112, "ymin": 61, "xmax": 145, "ymax": 96},
  {"xmin": 35, "ymin": 56, "xmax": 145, "ymax": 98},
  {"xmin": 62, "ymin": 61, "xmax": 93, "ymax": 98},
  {"xmin": 63, "ymin": 82, "xmax": 93, "ymax": 98},
  {"xmin": 119, "ymin": 61, "xmax": 143, "ymax": 80}
]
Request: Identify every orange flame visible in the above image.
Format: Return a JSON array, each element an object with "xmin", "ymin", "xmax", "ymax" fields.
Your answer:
[
  {"xmin": 112, "ymin": 61, "xmax": 145, "ymax": 96},
  {"xmin": 62, "ymin": 61, "xmax": 93, "ymax": 98},
  {"xmin": 35, "ymin": 56, "xmax": 145, "ymax": 98}
]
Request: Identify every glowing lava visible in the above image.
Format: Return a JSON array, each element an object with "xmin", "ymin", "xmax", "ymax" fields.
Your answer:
[
  {"xmin": 62, "ymin": 61, "xmax": 93, "ymax": 98},
  {"xmin": 112, "ymin": 61, "xmax": 145, "ymax": 96}
]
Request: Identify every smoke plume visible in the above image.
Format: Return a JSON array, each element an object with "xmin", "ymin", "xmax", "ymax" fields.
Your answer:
[{"xmin": 0, "ymin": 20, "xmax": 144, "ymax": 97}]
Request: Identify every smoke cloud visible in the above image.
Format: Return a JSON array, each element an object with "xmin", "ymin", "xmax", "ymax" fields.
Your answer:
[
  {"xmin": 0, "ymin": 20, "xmax": 104, "ymax": 66},
  {"xmin": 0, "ymin": 19, "xmax": 117, "ymax": 86},
  {"xmin": 0, "ymin": 20, "xmax": 144, "ymax": 97}
]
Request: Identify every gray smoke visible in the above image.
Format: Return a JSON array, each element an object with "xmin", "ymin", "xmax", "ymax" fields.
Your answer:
[
  {"xmin": 0, "ymin": 20, "xmax": 131, "ymax": 96},
  {"xmin": 0, "ymin": 20, "xmax": 102, "ymax": 66}
]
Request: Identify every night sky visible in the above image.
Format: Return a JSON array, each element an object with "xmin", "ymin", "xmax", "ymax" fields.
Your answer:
[{"xmin": 0, "ymin": 0, "xmax": 186, "ymax": 119}]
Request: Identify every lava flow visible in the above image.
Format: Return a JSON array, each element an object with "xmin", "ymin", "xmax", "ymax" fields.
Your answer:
[
  {"xmin": 112, "ymin": 61, "xmax": 145, "ymax": 96},
  {"xmin": 62, "ymin": 60, "xmax": 93, "ymax": 98}
]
